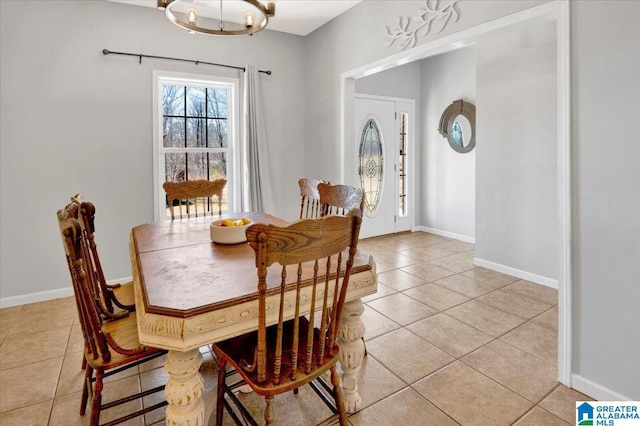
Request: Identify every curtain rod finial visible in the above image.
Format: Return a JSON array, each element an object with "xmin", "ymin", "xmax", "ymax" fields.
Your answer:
[{"xmin": 102, "ymin": 49, "xmax": 110, "ymax": 55}]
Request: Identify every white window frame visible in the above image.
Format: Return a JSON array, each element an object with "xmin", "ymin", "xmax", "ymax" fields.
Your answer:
[{"xmin": 152, "ymin": 70, "xmax": 240, "ymax": 221}]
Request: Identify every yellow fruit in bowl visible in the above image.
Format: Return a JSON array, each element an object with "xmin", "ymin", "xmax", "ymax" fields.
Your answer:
[{"xmin": 218, "ymin": 218, "xmax": 252, "ymax": 228}]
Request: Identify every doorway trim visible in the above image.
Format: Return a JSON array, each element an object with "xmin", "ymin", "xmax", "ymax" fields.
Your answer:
[{"xmin": 339, "ymin": 0, "xmax": 572, "ymax": 385}]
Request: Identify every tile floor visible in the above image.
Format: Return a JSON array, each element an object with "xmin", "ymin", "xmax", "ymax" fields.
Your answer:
[{"xmin": 0, "ymin": 231, "xmax": 594, "ymax": 425}]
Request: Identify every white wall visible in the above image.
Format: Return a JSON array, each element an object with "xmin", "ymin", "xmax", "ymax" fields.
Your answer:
[
  {"xmin": 355, "ymin": 61, "xmax": 422, "ymax": 100},
  {"xmin": 0, "ymin": 1, "xmax": 306, "ymax": 303},
  {"xmin": 475, "ymin": 20, "xmax": 558, "ymax": 282},
  {"xmin": 421, "ymin": 47, "xmax": 476, "ymax": 239},
  {"xmin": 571, "ymin": 1, "xmax": 640, "ymax": 400}
]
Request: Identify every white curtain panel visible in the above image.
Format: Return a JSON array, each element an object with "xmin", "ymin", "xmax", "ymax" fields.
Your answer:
[{"xmin": 241, "ymin": 64, "xmax": 275, "ymax": 213}]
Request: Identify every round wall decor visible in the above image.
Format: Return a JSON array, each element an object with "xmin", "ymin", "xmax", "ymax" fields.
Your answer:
[{"xmin": 438, "ymin": 99, "xmax": 476, "ymax": 153}]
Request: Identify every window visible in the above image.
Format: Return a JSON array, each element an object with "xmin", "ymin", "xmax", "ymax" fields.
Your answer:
[
  {"xmin": 398, "ymin": 112, "xmax": 408, "ymax": 217},
  {"xmin": 153, "ymin": 71, "xmax": 239, "ymax": 220},
  {"xmin": 358, "ymin": 118, "xmax": 384, "ymax": 215}
]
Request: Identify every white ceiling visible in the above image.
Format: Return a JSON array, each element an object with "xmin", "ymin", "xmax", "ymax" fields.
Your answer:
[{"xmin": 109, "ymin": 0, "xmax": 362, "ymax": 36}]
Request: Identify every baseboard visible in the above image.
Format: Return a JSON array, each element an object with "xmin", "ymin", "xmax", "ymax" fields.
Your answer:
[
  {"xmin": 416, "ymin": 226, "xmax": 476, "ymax": 244},
  {"xmin": 0, "ymin": 276, "xmax": 132, "ymax": 308},
  {"xmin": 473, "ymin": 257, "xmax": 558, "ymax": 289},
  {"xmin": 571, "ymin": 373, "xmax": 633, "ymax": 401},
  {"xmin": 0, "ymin": 286, "xmax": 74, "ymax": 308}
]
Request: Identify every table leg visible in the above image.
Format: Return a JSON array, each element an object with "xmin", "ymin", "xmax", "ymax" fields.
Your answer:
[
  {"xmin": 164, "ymin": 348, "xmax": 205, "ymax": 426},
  {"xmin": 337, "ymin": 298, "xmax": 365, "ymax": 413}
]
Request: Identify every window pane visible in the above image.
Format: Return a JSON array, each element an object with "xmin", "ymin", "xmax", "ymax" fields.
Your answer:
[
  {"xmin": 204, "ymin": 153, "xmax": 228, "ymax": 213},
  {"xmin": 207, "ymin": 88, "xmax": 228, "ymax": 118},
  {"xmin": 358, "ymin": 119, "xmax": 384, "ymax": 215},
  {"xmin": 186, "ymin": 118, "xmax": 206, "ymax": 148},
  {"xmin": 186, "ymin": 86, "xmax": 206, "ymax": 117},
  {"xmin": 163, "ymin": 117, "xmax": 185, "ymax": 148},
  {"xmin": 162, "ymin": 85, "xmax": 184, "ymax": 116},
  {"xmin": 207, "ymin": 119, "xmax": 228, "ymax": 148},
  {"xmin": 165, "ymin": 152, "xmax": 186, "ymax": 183},
  {"xmin": 207, "ymin": 152, "xmax": 228, "ymax": 180},
  {"xmin": 399, "ymin": 113, "xmax": 408, "ymax": 217}
]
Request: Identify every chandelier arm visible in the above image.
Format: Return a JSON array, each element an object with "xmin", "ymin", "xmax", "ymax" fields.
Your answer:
[
  {"xmin": 101, "ymin": 49, "xmax": 272, "ymax": 75},
  {"xmin": 219, "ymin": 0, "xmax": 224, "ymax": 30}
]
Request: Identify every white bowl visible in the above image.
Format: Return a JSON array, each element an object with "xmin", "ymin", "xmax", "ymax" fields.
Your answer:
[{"xmin": 210, "ymin": 218, "xmax": 253, "ymax": 244}]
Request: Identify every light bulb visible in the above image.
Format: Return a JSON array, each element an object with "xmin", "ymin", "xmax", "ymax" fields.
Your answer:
[
  {"xmin": 186, "ymin": 7, "xmax": 198, "ymax": 25},
  {"xmin": 244, "ymin": 12, "xmax": 254, "ymax": 27}
]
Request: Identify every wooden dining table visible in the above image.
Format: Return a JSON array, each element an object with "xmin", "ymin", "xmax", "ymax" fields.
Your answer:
[{"xmin": 129, "ymin": 212, "xmax": 377, "ymax": 425}]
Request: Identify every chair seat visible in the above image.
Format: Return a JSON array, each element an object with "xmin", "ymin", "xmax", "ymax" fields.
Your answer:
[
  {"xmin": 111, "ymin": 281, "xmax": 135, "ymax": 307},
  {"xmin": 86, "ymin": 311, "xmax": 163, "ymax": 370},
  {"xmin": 214, "ymin": 317, "xmax": 339, "ymax": 396}
]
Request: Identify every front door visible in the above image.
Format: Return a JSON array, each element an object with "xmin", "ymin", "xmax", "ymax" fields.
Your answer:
[{"xmin": 355, "ymin": 96, "xmax": 412, "ymax": 238}]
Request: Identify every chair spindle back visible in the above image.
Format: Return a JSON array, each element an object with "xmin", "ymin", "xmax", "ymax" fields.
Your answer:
[
  {"xmin": 245, "ymin": 211, "xmax": 362, "ymax": 385},
  {"xmin": 57, "ymin": 216, "xmax": 113, "ymax": 362},
  {"xmin": 61, "ymin": 196, "xmax": 133, "ymax": 318}
]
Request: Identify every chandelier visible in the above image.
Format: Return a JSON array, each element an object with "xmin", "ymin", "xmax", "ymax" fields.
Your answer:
[{"xmin": 157, "ymin": 0, "xmax": 275, "ymax": 36}]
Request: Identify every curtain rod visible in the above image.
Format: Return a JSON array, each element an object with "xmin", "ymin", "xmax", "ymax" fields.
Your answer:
[{"xmin": 101, "ymin": 49, "xmax": 272, "ymax": 75}]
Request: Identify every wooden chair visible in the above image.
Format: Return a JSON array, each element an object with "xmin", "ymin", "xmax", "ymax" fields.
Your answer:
[
  {"xmin": 57, "ymin": 214, "xmax": 168, "ymax": 426},
  {"xmin": 213, "ymin": 211, "xmax": 363, "ymax": 426},
  {"xmin": 163, "ymin": 178, "xmax": 227, "ymax": 219},
  {"xmin": 298, "ymin": 178, "xmax": 324, "ymax": 219},
  {"xmin": 69, "ymin": 195, "xmax": 135, "ymax": 318},
  {"xmin": 317, "ymin": 183, "xmax": 364, "ymax": 217},
  {"xmin": 317, "ymin": 183, "xmax": 368, "ymax": 356}
]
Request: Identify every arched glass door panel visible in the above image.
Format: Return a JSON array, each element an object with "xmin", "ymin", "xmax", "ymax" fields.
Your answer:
[{"xmin": 358, "ymin": 118, "xmax": 384, "ymax": 215}]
